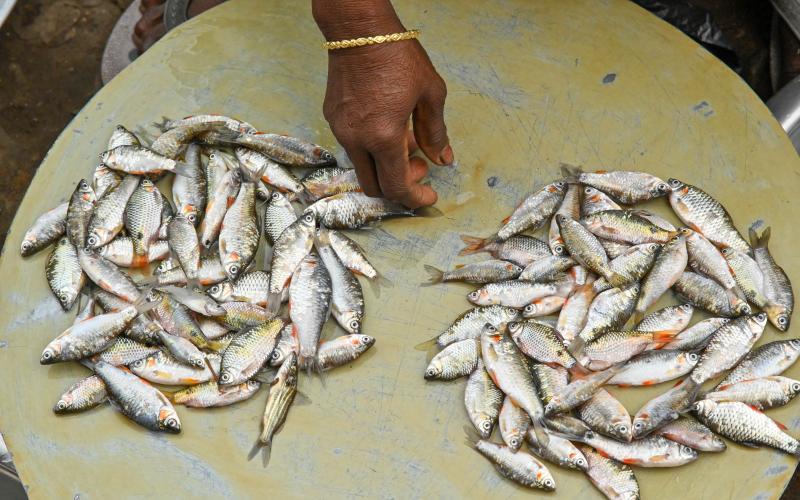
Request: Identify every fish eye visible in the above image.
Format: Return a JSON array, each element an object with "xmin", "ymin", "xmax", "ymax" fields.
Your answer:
[
  {"xmin": 543, "ymin": 479, "xmax": 555, "ymax": 488},
  {"xmin": 165, "ymin": 417, "xmax": 178, "ymax": 428},
  {"xmin": 792, "ymin": 340, "xmax": 800, "ymax": 348},
  {"xmin": 42, "ymin": 350, "xmax": 53, "ymax": 360},
  {"xmin": 229, "ymin": 265, "xmax": 239, "ymax": 276},
  {"xmin": 524, "ymin": 305, "xmax": 535, "ymax": 313},
  {"xmin": 360, "ymin": 335, "xmax": 371, "ymax": 343},
  {"xmin": 668, "ymin": 179, "xmax": 682, "ymax": 188},
  {"xmin": 271, "ymin": 192, "xmax": 281, "ymax": 201},
  {"xmin": 79, "ymin": 180, "xmax": 88, "ymax": 189},
  {"xmin": 56, "ymin": 400, "xmax": 68, "ymax": 411},
  {"xmin": 633, "ymin": 422, "xmax": 644, "ymax": 430},
  {"xmin": 133, "ymin": 358, "xmax": 145, "ymax": 368},
  {"xmin": 555, "ymin": 181, "xmax": 565, "ymax": 188},
  {"xmin": 209, "ymin": 153, "xmax": 216, "ymax": 159},
  {"xmin": 681, "ymin": 304, "xmax": 693, "ymax": 311},
  {"xmin": 87, "ymin": 235, "xmax": 98, "ymax": 246},
  {"xmin": 688, "ymin": 353, "xmax": 699, "ymax": 361},
  {"xmin": 425, "ymin": 367, "xmax": 437, "ymax": 377},
  {"xmin": 509, "ymin": 437, "xmax": 519, "ymax": 447},
  {"xmin": 779, "ymin": 316, "xmax": 788, "ymax": 326},
  {"xmin": 210, "ymin": 285, "xmax": 220, "ymax": 294},
  {"xmin": 793, "ymin": 383, "xmax": 800, "ymax": 392},
  {"xmin": 554, "ymin": 244, "xmax": 565, "ymax": 255},
  {"xmin": 481, "ymin": 420, "xmax": 492, "ymax": 431},
  {"xmin": 617, "ymin": 425, "xmax": 628, "ymax": 434},
  {"xmin": 576, "ymin": 457, "xmax": 587, "ymax": 467},
  {"xmin": 270, "ymin": 350, "xmax": 281, "ymax": 360},
  {"xmin": 756, "ymin": 312, "xmax": 767, "ymax": 322},
  {"xmin": 22, "ymin": 241, "xmax": 32, "ymax": 250},
  {"xmin": 584, "ymin": 187, "xmax": 594, "ymax": 194},
  {"xmin": 468, "ymin": 291, "xmax": 479, "ymax": 300},
  {"xmin": 486, "ymin": 324, "xmax": 497, "ymax": 333},
  {"xmin": 220, "ymin": 372, "xmax": 232, "ymax": 383},
  {"xmin": 648, "ymin": 243, "xmax": 659, "ymax": 251},
  {"xmin": 321, "ymin": 151, "xmax": 334, "ymax": 161},
  {"xmin": 657, "ymin": 183, "xmax": 670, "ymax": 193},
  {"xmin": 303, "ymin": 213, "xmax": 314, "ymax": 224},
  {"xmin": 349, "ymin": 319, "xmax": 360, "ymax": 331},
  {"xmin": 187, "ymin": 214, "xmax": 196, "ymax": 223}
]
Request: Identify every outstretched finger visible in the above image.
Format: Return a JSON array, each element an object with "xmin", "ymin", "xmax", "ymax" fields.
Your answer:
[{"xmin": 372, "ymin": 141, "xmax": 437, "ymax": 209}]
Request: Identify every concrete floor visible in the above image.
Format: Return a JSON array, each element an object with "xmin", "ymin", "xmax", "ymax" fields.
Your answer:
[{"xmin": 0, "ymin": 1, "xmax": 798, "ymax": 498}]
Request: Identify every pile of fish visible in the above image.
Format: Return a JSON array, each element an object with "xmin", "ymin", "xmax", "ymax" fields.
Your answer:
[
  {"xmin": 22, "ymin": 114, "xmax": 407, "ymax": 464},
  {"xmin": 421, "ymin": 166, "xmax": 797, "ymax": 498}
]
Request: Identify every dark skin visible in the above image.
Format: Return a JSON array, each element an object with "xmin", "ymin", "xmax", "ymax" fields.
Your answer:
[{"xmin": 135, "ymin": 0, "xmax": 451, "ymax": 208}]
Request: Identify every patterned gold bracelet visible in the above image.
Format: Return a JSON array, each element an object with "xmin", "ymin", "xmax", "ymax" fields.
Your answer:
[{"xmin": 323, "ymin": 29, "xmax": 420, "ymax": 50}]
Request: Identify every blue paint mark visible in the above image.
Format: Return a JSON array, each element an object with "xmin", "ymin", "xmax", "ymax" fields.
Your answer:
[
  {"xmin": 693, "ymin": 100, "xmax": 715, "ymax": 117},
  {"xmin": 333, "ymin": 447, "xmax": 343, "ymax": 455},
  {"xmin": 602, "ymin": 73, "xmax": 616, "ymax": 84},
  {"xmin": 487, "ymin": 176, "xmax": 499, "ymax": 187},
  {"xmin": 0, "ymin": 340, "xmax": 7, "ymax": 348},
  {"xmin": 764, "ymin": 464, "xmax": 788, "ymax": 476}
]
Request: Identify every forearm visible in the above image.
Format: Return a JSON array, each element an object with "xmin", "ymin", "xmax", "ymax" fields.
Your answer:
[{"xmin": 312, "ymin": 0, "xmax": 405, "ymax": 40}]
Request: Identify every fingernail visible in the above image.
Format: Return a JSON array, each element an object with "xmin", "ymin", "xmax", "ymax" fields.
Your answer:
[{"xmin": 439, "ymin": 145, "xmax": 454, "ymax": 165}]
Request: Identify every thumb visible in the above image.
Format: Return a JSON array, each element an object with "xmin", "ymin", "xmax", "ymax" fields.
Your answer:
[{"xmin": 413, "ymin": 81, "xmax": 453, "ymax": 166}]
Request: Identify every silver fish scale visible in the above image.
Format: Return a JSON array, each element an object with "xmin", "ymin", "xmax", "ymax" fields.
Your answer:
[
  {"xmin": 87, "ymin": 175, "xmax": 139, "ymax": 248},
  {"xmin": 580, "ymin": 170, "xmax": 667, "ymax": 204},
  {"xmin": 579, "ymin": 389, "xmax": 631, "ymax": 441},
  {"xmin": 498, "ymin": 182, "xmax": 565, "ymax": 240},
  {"xmin": 531, "ymin": 363, "xmax": 568, "ymax": 405},
  {"xmin": 318, "ymin": 240, "xmax": 364, "ymax": 334},
  {"xmin": 752, "ymin": 228, "xmax": 794, "ymax": 329},
  {"xmin": 705, "ymin": 376, "xmax": 800, "ymax": 409},
  {"xmin": 316, "ymin": 334, "xmax": 374, "ymax": 370},
  {"xmin": 263, "ymin": 191, "xmax": 297, "ymax": 244},
  {"xmin": 124, "ymin": 180, "xmax": 163, "ymax": 254},
  {"xmin": 669, "ymin": 181, "xmax": 750, "ymax": 253},
  {"xmin": 93, "ymin": 164, "xmax": 121, "ymax": 199},
  {"xmin": 580, "ymin": 445, "xmax": 640, "ymax": 500},
  {"xmin": 269, "ymin": 323, "xmax": 296, "ymax": 367},
  {"xmin": 220, "ymin": 319, "xmax": 282, "ymax": 386},
  {"xmin": 425, "ymin": 339, "xmax": 480, "ymax": 380},
  {"xmin": 96, "ymin": 337, "xmax": 160, "ymax": 366},
  {"xmin": 302, "ymin": 167, "xmax": 360, "ymax": 201},
  {"xmin": 172, "ymin": 144, "xmax": 206, "ymax": 224},
  {"xmin": 721, "ymin": 339, "xmax": 800, "ymax": 385},
  {"xmin": 490, "ymin": 236, "xmax": 552, "ymax": 266},
  {"xmin": 46, "ymin": 237, "xmax": 85, "ymax": 310},
  {"xmin": 437, "ymin": 306, "xmax": 520, "ymax": 348},
  {"xmin": 67, "ymin": 180, "xmax": 96, "ymax": 249},
  {"xmin": 311, "ymin": 192, "xmax": 413, "ymax": 229},
  {"xmin": 168, "ymin": 215, "xmax": 201, "ymax": 281},
  {"xmin": 54, "ymin": 375, "xmax": 107, "ymax": 414},
  {"xmin": 673, "ymin": 271, "xmax": 737, "ymax": 317},
  {"xmin": 694, "ymin": 400, "xmax": 800, "ymax": 454},
  {"xmin": 465, "ymin": 359, "xmax": 504, "ymax": 438},
  {"xmin": 220, "ymin": 183, "xmax": 260, "ymax": 280},
  {"xmin": 95, "ymin": 361, "xmax": 178, "ymax": 432},
  {"xmin": 21, "ymin": 202, "xmax": 69, "ymax": 257},
  {"xmin": 690, "ymin": 315, "xmax": 765, "ymax": 384},
  {"xmin": 289, "ymin": 253, "xmax": 332, "ymax": 367},
  {"xmin": 474, "ymin": 440, "xmax": 555, "ymax": 490},
  {"xmin": 213, "ymin": 271, "xmax": 270, "ymax": 304}
]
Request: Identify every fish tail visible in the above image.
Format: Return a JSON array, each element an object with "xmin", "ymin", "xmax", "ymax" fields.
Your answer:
[
  {"xmin": 366, "ymin": 272, "xmax": 392, "ymax": 298},
  {"xmin": 605, "ymin": 272, "xmax": 627, "ymax": 288},
  {"xmin": 133, "ymin": 287, "xmax": 158, "ymax": 314},
  {"xmin": 559, "ymin": 163, "xmax": 583, "ymax": 183},
  {"xmin": 463, "ymin": 424, "xmax": 481, "ymax": 448},
  {"xmin": 459, "ymin": 235, "xmax": 490, "ymax": 256},
  {"xmin": 171, "ymin": 161, "xmax": 197, "ymax": 178},
  {"xmin": 152, "ymin": 116, "xmax": 171, "ymax": 131},
  {"xmin": 266, "ymin": 292, "xmax": 283, "ymax": 316},
  {"xmin": 247, "ymin": 437, "xmax": 273, "ymax": 467},
  {"xmin": 422, "ymin": 265, "xmax": 445, "ymax": 286},
  {"xmin": 567, "ymin": 362, "xmax": 591, "ymax": 380},
  {"xmin": 650, "ymin": 330, "xmax": 678, "ymax": 347},
  {"xmin": 414, "ymin": 337, "xmax": 440, "ymax": 351},
  {"xmin": 567, "ymin": 336, "xmax": 587, "ymax": 359},
  {"xmin": 531, "ymin": 419, "xmax": 551, "ymax": 448},
  {"xmin": 748, "ymin": 222, "xmax": 770, "ymax": 249},
  {"xmin": 187, "ymin": 277, "xmax": 203, "ymax": 292}
]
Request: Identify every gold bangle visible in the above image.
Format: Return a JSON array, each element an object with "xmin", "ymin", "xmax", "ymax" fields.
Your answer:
[{"xmin": 323, "ymin": 29, "xmax": 420, "ymax": 50}]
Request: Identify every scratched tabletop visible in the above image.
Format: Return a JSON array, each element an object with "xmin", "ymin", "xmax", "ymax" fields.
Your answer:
[{"xmin": 1, "ymin": 0, "xmax": 799, "ymax": 498}]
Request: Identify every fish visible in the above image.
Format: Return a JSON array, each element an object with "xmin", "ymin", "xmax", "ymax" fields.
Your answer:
[
  {"xmin": 74, "ymin": 296, "xmax": 96, "ymax": 323},
  {"xmin": 215, "ymin": 301, "xmax": 274, "ymax": 331},
  {"xmin": 661, "ymin": 317, "xmax": 729, "ymax": 351},
  {"xmin": 157, "ymin": 330, "xmax": 207, "ymax": 368},
  {"xmin": 607, "ymin": 350, "xmax": 699, "ymax": 387},
  {"xmin": 100, "ymin": 145, "xmax": 193, "ymax": 176},
  {"xmin": 531, "ymin": 363, "xmax": 569, "ymax": 406},
  {"xmin": 497, "ymin": 181, "xmax": 567, "ymax": 240},
  {"xmin": 667, "ymin": 178, "xmax": 750, "ymax": 253},
  {"xmin": 219, "ymin": 319, "xmax": 284, "ymax": 386},
  {"xmin": 464, "ymin": 359, "xmax": 504, "ymax": 438},
  {"xmin": 98, "ymin": 237, "xmax": 169, "ymax": 268},
  {"xmin": 21, "ymin": 202, "xmax": 69, "ymax": 256},
  {"xmin": 499, "ymin": 397, "xmax": 531, "ymax": 451},
  {"xmin": 424, "ymin": 339, "xmax": 480, "ymax": 380},
  {"xmin": 544, "ymin": 366, "xmax": 621, "ymax": 415},
  {"xmin": 154, "ymin": 252, "xmax": 228, "ymax": 287},
  {"xmin": 582, "ymin": 210, "xmax": 675, "ymax": 244},
  {"xmin": 289, "ymin": 252, "xmax": 332, "ymax": 370},
  {"xmin": 207, "ymin": 271, "xmax": 273, "ymax": 306},
  {"xmin": 580, "ymin": 444, "xmax": 640, "ymax": 500},
  {"xmin": 317, "ymin": 230, "xmax": 364, "ymax": 334},
  {"xmin": 518, "ymin": 255, "xmax": 575, "ymax": 282},
  {"xmin": 263, "ymin": 191, "xmax": 297, "ymax": 245},
  {"xmin": 172, "ymin": 380, "xmax": 262, "ymax": 408},
  {"xmin": 46, "ymin": 237, "xmax": 86, "ymax": 310},
  {"xmin": 635, "ymin": 304, "xmax": 694, "ymax": 337},
  {"xmin": 632, "ymin": 209, "xmax": 676, "ymax": 232},
  {"xmin": 685, "ymin": 228, "xmax": 745, "ymax": 311},
  {"xmin": 92, "ymin": 290, "xmax": 164, "ymax": 345},
  {"xmin": 40, "ymin": 294, "xmax": 154, "ymax": 364},
  {"xmin": 508, "ymin": 320, "xmax": 576, "ymax": 368},
  {"xmin": 269, "ymin": 323, "xmax": 297, "ymax": 367},
  {"xmin": 236, "ymin": 147, "xmax": 305, "ymax": 193},
  {"xmin": 301, "ymin": 167, "xmax": 360, "ymax": 202},
  {"xmin": 418, "ymin": 306, "xmax": 521, "ymax": 350},
  {"xmin": 580, "ymin": 330, "xmax": 676, "ymax": 371},
  {"xmin": 93, "ymin": 164, "xmax": 122, "ymax": 199},
  {"xmin": 107, "ymin": 124, "xmax": 141, "ymax": 149},
  {"xmin": 130, "ymin": 350, "xmax": 221, "ymax": 385},
  {"xmin": 548, "ymin": 183, "xmax": 581, "ymax": 255},
  {"xmin": 579, "ymin": 389, "xmax": 633, "ymax": 442},
  {"xmin": 171, "ymin": 143, "xmax": 206, "ymax": 225},
  {"xmin": 198, "ymin": 168, "xmax": 242, "ymax": 249},
  {"xmin": 249, "ymin": 352, "xmax": 300, "ymax": 466},
  {"xmin": 690, "ymin": 313, "xmax": 767, "ymax": 385},
  {"xmin": 160, "ymin": 114, "xmax": 257, "ymax": 134},
  {"xmin": 324, "ymin": 229, "xmax": 381, "ymax": 280},
  {"xmin": 655, "ymin": 418, "xmax": 726, "ymax": 452},
  {"xmin": 459, "ymin": 234, "xmax": 552, "ymax": 266},
  {"xmin": 148, "ymin": 290, "xmax": 215, "ymax": 349},
  {"xmin": 592, "ymin": 243, "xmax": 661, "ymax": 291},
  {"xmin": 95, "ymin": 337, "xmax": 160, "ymax": 366},
  {"xmin": 557, "ymin": 214, "xmax": 613, "ymax": 281},
  {"xmin": 86, "ymin": 175, "xmax": 140, "ymax": 249},
  {"xmin": 235, "ymin": 133, "xmax": 335, "ymax": 167},
  {"xmin": 167, "ymin": 214, "xmax": 202, "ymax": 287},
  {"xmin": 634, "ymin": 230, "xmax": 688, "ymax": 316},
  {"xmin": 581, "ymin": 186, "xmax": 622, "ymax": 216},
  {"xmin": 704, "ymin": 376, "xmax": 800, "ymax": 410},
  {"xmin": 574, "ymin": 284, "xmax": 640, "ymax": 349},
  {"xmin": 721, "ymin": 339, "xmax": 800, "ymax": 385},
  {"xmin": 522, "ymin": 296, "xmax": 567, "ymax": 317},
  {"xmin": 308, "ymin": 192, "xmax": 414, "ymax": 229},
  {"xmin": 267, "ymin": 210, "xmax": 316, "ymax": 305},
  {"xmin": 94, "ymin": 361, "xmax": 181, "ymax": 433},
  {"xmin": 557, "ymin": 283, "xmax": 598, "ymax": 344},
  {"xmin": 124, "ymin": 179, "xmax": 164, "ymax": 254},
  {"xmin": 316, "ymin": 334, "xmax": 375, "ymax": 371},
  {"xmin": 564, "ymin": 166, "xmax": 671, "ymax": 204},
  {"xmin": 468, "ymin": 280, "xmax": 571, "ymax": 308},
  {"xmin": 692, "ymin": 399, "xmax": 800, "ymax": 456},
  {"xmin": 219, "ymin": 182, "xmax": 260, "ymax": 280},
  {"xmin": 575, "ymin": 432, "xmax": 698, "ymax": 468},
  {"xmin": 77, "ymin": 250, "xmax": 141, "ymax": 303},
  {"xmin": 424, "ymin": 260, "xmax": 523, "ymax": 285},
  {"xmin": 673, "ymin": 271, "xmax": 751, "ymax": 317},
  {"xmin": 66, "ymin": 179, "xmax": 96, "ymax": 249},
  {"xmin": 151, "ymin": 121, "xmax": 238, "ymax": 159},
  {"xmin": 53, "ymin": 375, "xmax": 107, "ymax": 414},
  {"xmin": 722, "ymin": 245, "xmax": 786, "ymax": 327},
  {"xmin": 526, "ymin": 428, "xmax": 588, "ymax": 471},
  {"xmin": 205, "ymin": 150, "xmax": 230, "ymax": 202},
  {"xmin": 480, "ymin": 323, "xmax": 550, "ymax": 445},
  {"xmin": 632, "ymin": 379, "xmax": 700, "ymax": 438},
  {"xmin": 471, "ymin": 439, "xmax": 556, "ymax": 491},
  {"xmin": 196, "ymin": 315, "xmax": 233, "ymax": 340},
  {"xmin": 750, "ymin": 225, "xmax": 794, "ymax": 331}
]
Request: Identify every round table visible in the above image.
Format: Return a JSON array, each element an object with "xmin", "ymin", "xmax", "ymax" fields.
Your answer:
[{"xmin": 1, "ymin": 0, "xmax": 799, "ymax": 497}]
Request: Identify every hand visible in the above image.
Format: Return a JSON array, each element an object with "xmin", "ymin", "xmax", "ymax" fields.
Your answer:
[{"xmin": 316, "ymin": 5, "xmax": 453, "ymax": 208}]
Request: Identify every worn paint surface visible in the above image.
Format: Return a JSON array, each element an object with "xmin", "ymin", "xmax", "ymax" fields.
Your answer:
[{"xmin": 1, "ymin": 0, "xmax": 799, "ymax": 498}]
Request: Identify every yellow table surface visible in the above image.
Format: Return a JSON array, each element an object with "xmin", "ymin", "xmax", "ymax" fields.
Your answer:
[{"xmin": 2, "ymin": 0, "xmax": 799, "ymax": 498}]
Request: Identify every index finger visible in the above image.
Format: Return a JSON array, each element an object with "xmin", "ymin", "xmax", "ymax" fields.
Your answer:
[{"xmin": 372, "ymin": 141, "xmax": 437, "ymax": 209}]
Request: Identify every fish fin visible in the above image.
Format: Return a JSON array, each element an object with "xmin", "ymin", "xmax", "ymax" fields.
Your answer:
[
  {"xmin": 422, "ymin": 265, "xmax": 445, "ymax": 286},
  {"xmin": 617, "ymin": 383, "xmax": 632, "ymax": 388},
  {"xmin": 266, "ymin": 292, "xmax": 283, "ymax": 316},
  {"xmin": 247, "ymin": 439, "xmax": 273, "ymax": 467},
  {"xmin": 187, "ymin": 278, "xmax": 203, "ymax": 293},
  {"xmin": 414, "ymin": 337, "xmax": 439, "ymax": 351},
  {"xmin": 531, "ymin": 419, "xmax": 550, "ymax": 448},
  {"xmin": 251, "ymin": 368, "xmax": 274, "ymax": 384},
  {"xmin": 651, "ymin": 331, "xmax": 678, "ymax": 344},
  {"xmin": 501, "ymin": 215, "xmax": 512, "ymax": 225},
  {"xmin": 204, "ymin": 356, "xmax": 218, "ymax": 379},
  {"xmin": 606, "ymin": 272, "xmax": 628, "ymax": 289},
  {"xmin": 559, "ymin": 163, "xmax": 583, "ymax": 183},
  {"xmin": 152, "ymin": 116, "xmax": 171, "ymax": 131},
  {"xmin": 366, "ymin": 273, "xmax": 392, "ymax": 298},
  {"xmin": 567, "ymin": 336, "xmax": 587, "ymax": 358},
  {"xmin": 416, "ymin": 205, "xmax": 444, "ymax": 218},
  {"xmin": 294, "ymin": 391, "xmax": 313, "ymax": 406},
  {"xmin": 738, "ymin": 441, "xmax": 761, "ymax": 449},
  {"xmin": 567, "ymin": 363, "xmax": 591, "ymax": 380},
  {"xmin": 748, "ymin": 222, "xmax": 770, "ymax": 249},
  {"xmin": 459, "ymin": 235, "xmax": 489, "ymax": 256},
  {"xmin": 79, "ymin": 358, "xmax": 97, "ymax": 371},
  {"xmin": 171, "ymin": 161, "xmax": 198, "ymax": 178},
  {"xmin": 630, "ymin": 312, "xmax": 645, "ymax": 327},
  {"xmin": 463, "ymin": 424, "xmax": 481, "ymax": 448}
]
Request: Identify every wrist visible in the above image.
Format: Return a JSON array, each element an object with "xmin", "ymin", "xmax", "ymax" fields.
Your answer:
[{"xmin": 312, "ymin": 0, "xmax": 405, "ymax": 41}]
